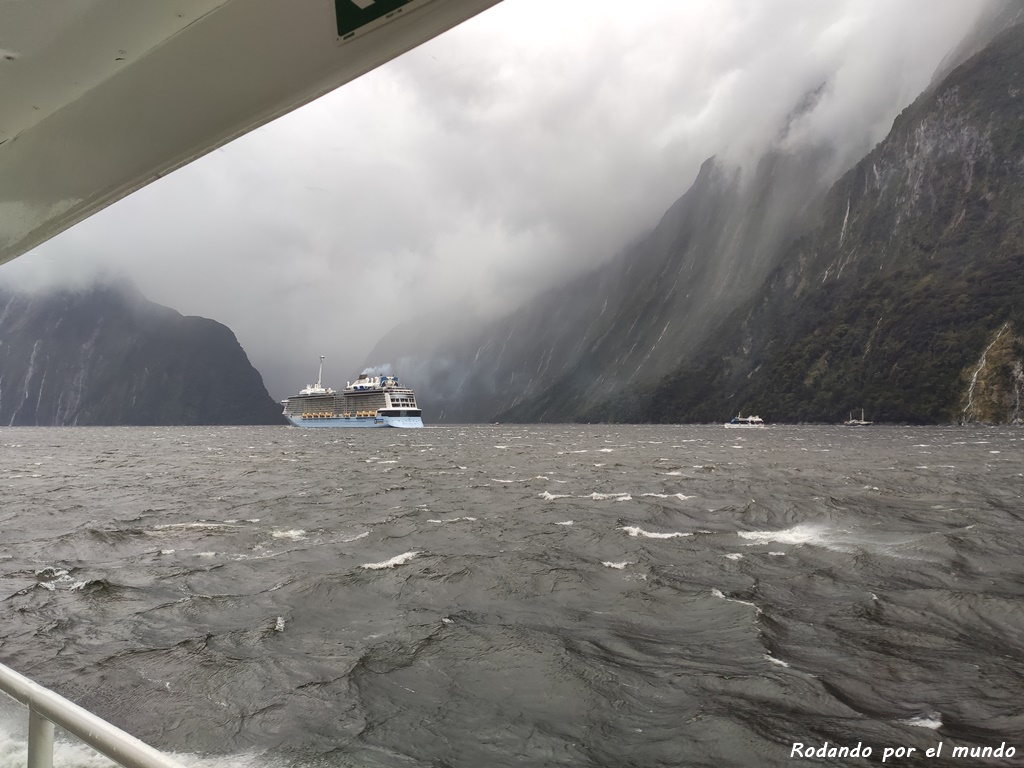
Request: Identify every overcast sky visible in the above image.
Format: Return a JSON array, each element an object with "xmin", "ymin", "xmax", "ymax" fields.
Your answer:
[{"xmin": 0, "ymin": 0, "xmax": 997, "ymax": 399}]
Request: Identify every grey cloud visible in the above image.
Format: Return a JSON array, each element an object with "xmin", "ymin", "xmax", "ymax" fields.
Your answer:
[{"xmin": 3, "ymin": 0, "xmax": 998, "ymax": 400}]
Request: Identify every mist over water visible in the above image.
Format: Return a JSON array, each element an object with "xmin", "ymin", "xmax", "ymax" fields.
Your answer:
[{"xmin": 1, "ymin": 424, "xmax": 1022, "ymax": 767}]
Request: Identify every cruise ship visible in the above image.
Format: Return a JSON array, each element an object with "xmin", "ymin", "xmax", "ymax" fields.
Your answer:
[{"xmin": 281, "ymin": 357, "xmax": 423, "ymax": 428}]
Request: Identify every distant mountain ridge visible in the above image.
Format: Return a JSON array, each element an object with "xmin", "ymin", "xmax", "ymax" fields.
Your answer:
[{"xmin": 0, "ymin": 278, "xmax": 284, "ymax": 425}]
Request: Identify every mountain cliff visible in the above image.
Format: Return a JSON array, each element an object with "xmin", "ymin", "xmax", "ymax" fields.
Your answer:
[
  {"xmin": 368, "ymin": 142, "xmax": 836, "ymax": 422},
  {"xmin": 376, "ymin": 13, "xmax": 1024, "ymax": 426},
  {"xmin": 0, "ymin": 278, "xmax": 284, "ymax": 425},
  {"xmin": 621, "ymin": 20, "xmax": 1024, "ymax": 425}
]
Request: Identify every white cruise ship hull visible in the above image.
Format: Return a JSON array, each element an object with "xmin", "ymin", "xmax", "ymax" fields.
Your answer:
[
  {"xmin": 282, "ymin": 365, "xmax": 424, "ymax": 428},
  {"xmin": 284, "ymin": 413, "xmax": 423, "ymax": 429}
]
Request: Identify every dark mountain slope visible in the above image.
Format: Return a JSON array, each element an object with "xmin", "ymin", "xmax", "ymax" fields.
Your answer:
[
  {"xmin": 368, "ymin": 7, "xmax": 1024, "ymax": 426},
  {"xmin": 0, "ymin": 279, "xmax": 284, "ymax": 425},
  {"xmin": 616, "ymin": 22, "xmax": 1024, "ymax": 425}
]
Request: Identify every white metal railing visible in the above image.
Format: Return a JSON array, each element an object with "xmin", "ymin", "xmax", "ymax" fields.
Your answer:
[{"xmin": 0, "ymin": 661, "xmax": 187, "ymax": 768}]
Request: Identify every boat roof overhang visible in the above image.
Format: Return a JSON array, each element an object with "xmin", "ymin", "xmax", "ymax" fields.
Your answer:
[{"xmin": 0, "ymin": 0, "xmax": 501, "ymax": 266}]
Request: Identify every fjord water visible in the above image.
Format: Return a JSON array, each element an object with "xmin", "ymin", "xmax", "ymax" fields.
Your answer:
[{"xmin": 1, "ymin": 425, "xmax": 1021, "ymax": 767}]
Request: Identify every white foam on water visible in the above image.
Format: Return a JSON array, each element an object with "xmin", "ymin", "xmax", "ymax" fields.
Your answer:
[
  {"xmin": 602, "ymin": 561, "xmax": 632, "ymax": 569},
  {"xmin": 34, "ymin": 568, "xmax": 97, "ymax": 594},
  {"xmin": 588, "ymin": 492, "xmax": 632, "ymax": 501},
  {"xmin": 739, "ymin": 522, "xmax": 936, "ymax": 559},
  {"xmin": 898, "ymin": 713, "xmax": 942, "ymax": 730},
  {"xmin": 271, "ymin": 529, "xmax": 306, "ymax": 540},
  {"xmin": 768, "ymin": 551, "xmax": 786, "ymax": 556},
  {"xmin": 539, "ymin": 491, "xmax": 572, "ymax": 500},
  {"xmin": 555, "ymin": 521, "xmax": 574, "ymax": 526},
  {"xmin": 151, "ymin": 522, "xmax": 239, "ymax": 533},
  {"xmin": 724, "ymin": 553, "xmax": 744, "ymax": 560},
  {"xmin": 361, "ymin": 551, "xmax": 420, "ymax": 570},
  {"xmin": 426, "ymin": 517, "xmax": 478, "ymax": 523},
  {"xmin": 0, "ymin": 729, "xmax": 117, "ymax": 768},
  {"xmin": 0, "ymin": 721, "xmax": 287, "ymax": 768},
  {"xmin": 620, "ymin": 526, "xmax": 691, "ymax": 539},
  {"xmin": 711, "ymin": 588, "xmax": 762, "ymax": 613},
  {"xmin": 640, "ymin": 493, "xmax": 695, "ymax": 500},
  {"xmin": 663, "ymin": 471, "xmax": 682, "ymax": 476},
  {"xmin": 35, "ymin": 567, "xmax": 72, "ymax": 582},
  {"xmin": 738, "ymin": 523, "xmax": 831, "ymax": 547},
  {"xmin": 597, "ymin": 448, "xmax": 615, "ymax": 453},
  {"xmin": 341, "ymin": 531, "xmax": 369, "ymax": 542},
  {"xmin": 764, "ymin": 654, "xmax": 790, "ymax": 667}
]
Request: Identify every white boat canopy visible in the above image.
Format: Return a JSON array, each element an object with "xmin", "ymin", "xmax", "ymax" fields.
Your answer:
[{"xmin": 0, "ymin": 0, "xmax": 501, "ymax": 265}]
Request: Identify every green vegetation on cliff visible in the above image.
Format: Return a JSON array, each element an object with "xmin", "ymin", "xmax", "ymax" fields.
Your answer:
[{"xmin": 579, "ymin": 22, "xmax": 1024, "ymax": 425}]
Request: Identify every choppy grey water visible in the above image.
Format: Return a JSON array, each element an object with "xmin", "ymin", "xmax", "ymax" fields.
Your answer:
[{"xmin": 1, "ymin": 424, "xmax": 1022, "ymax": 768}]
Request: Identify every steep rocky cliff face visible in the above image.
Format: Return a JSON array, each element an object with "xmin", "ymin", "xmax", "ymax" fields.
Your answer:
[
  {"xmin": 617, "ymin": 22, "xmax": 1024, "ymax": 425},
  {"xmin": 957, "ymin": 322, "xmax": 1024, "ymax": 424},
  {"xmin": 369, "ymin": 144, "xmax": 834, "ymax": 422},
  {"xmin": 0, "ymin": 279, "xmax": 284, "ymax": 425},
  {"xmin": 370, "ymin": 13, "xmax": 1024, "ymax": 425}
]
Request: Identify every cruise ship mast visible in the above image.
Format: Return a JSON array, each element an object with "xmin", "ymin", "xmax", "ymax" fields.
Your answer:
[{"xmin": 298, "ymin": 355, "xmax": 333, "ymax": 396}]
